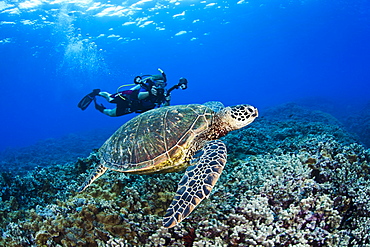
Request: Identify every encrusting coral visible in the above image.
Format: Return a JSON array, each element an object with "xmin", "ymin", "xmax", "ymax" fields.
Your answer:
[{"xmin": 0, "ymin": 103, "xmax": 369, "ymax": 246}]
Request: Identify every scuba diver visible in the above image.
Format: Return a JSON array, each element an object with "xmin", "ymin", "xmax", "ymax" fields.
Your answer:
[{"xmin": 78, "ymin": 68, "xmax": 188, "ymax": 117}]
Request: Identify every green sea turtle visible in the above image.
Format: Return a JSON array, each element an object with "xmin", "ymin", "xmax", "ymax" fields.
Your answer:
[{"xmin": 79, "ymin": 101, "xmax": 258, "ymax": 228}]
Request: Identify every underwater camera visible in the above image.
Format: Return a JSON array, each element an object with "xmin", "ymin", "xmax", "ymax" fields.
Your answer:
[{"xmin": 156, "ymin": 88, "xmax": 165, "ymax": 96}]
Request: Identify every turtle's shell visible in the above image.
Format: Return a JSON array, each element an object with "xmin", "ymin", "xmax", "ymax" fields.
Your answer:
[{"xmin": 99, "ymin": 104, "xmax": 215, "ymax": 174}]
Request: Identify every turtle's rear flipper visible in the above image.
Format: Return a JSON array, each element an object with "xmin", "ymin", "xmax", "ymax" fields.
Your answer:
[
  {"xmin": 163, "ymin": 140, "xmax": 227, "ymax": 228},
  {"xmin": 78, "ymin": 164, "xmax": 108, "ymax": 192}
]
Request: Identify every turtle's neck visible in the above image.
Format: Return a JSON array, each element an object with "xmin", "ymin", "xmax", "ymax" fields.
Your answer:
[{"xmin": 203, "ymin": 114, "xmax": 233, "ymax": 140}]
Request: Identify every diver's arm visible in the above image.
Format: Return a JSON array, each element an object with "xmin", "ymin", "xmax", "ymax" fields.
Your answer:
[
  {"xmin": 129, "ymin": 85, "xmax": 141, "ymax": 91},
  {"xmin": 133, "ymin": 82, "xmax": 151, "ymax": 100},
  {"xmin": 162, "ymin": 100, "xmax": 170, "ymax": 106},
  {"xmin": 138, "ymin": 91, "xmax": 150, "ymax": 100},
  {"xmin": 158, "ymin": 68, "xmax": 167, "ymax": 82}
]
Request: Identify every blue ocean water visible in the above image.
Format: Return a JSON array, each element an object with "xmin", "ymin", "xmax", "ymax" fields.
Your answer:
[{"xmin": 0, "ymin": 0, "xmax": 369, "ymax": 151}]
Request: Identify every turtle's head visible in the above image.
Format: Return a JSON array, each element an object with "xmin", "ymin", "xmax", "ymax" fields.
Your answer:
[{"xmin": 220, "ymin": 104, "xmax": 258, "ymax": 131}]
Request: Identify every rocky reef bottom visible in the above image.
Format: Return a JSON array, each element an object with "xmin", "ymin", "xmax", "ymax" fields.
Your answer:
[{"xmin": 0, "ymin": 103, "xmax": 369, "ymax": 246}]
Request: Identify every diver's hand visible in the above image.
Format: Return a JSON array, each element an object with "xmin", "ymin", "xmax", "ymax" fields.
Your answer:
[
  {"xmin": 134, "ymin": 76, "xmax": 143, "ymax": 84},
  {"xmin": 151, "ymin": 87, "xmax": 158, "ymax": 96},
  {"xmin": 165, "ymin": 94, "xmax": 171, "ymax": 102}
]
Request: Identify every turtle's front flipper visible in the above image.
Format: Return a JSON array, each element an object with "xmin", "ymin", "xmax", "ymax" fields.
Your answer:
[
  {"xmin": 163, "ymin": 140, "xmax": 227, "ymax": 228},
  {"xmin": 78, "ymin": 164, "xmax": 108, "ymax": 192}
]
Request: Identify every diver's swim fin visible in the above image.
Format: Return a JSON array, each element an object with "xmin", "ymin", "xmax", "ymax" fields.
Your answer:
[
  {"xmin": 78, "ymin": 94, "xmax": 94, "ymax": 111},
  {"xmin": 78, "ymin": 89, "xmax": 101, "ymax": 111}
]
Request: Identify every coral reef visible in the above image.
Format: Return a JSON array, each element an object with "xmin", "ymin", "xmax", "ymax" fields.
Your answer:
[
  {"xmin": 343, "ymin": 101, "xmax": 370, "ymax": 148},
  {"xmin": 0, "ymin": 103, "xmax": 369, "ymax": 246},
  {"xmin": 0, "ymin": 127, "xmax": 116, "ymax": 175}
]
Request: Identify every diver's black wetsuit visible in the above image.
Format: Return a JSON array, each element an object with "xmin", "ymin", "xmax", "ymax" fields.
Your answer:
[
  {"xmin": 110, "ymin": 88, "xmax": 169, "ymax": 116},
  {"xmin": 78, "ymin": 70, "xmax": 187, "ymax": 117}
]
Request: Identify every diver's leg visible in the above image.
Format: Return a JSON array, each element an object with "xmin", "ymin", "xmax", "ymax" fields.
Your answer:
[
  {"xmin": 94, "ymin": 99, "xmax": 118, "ymax": 117},
  {"xmin": 96, "ymin": 105, "xmax": 118, "ymax": 117},
  {"xmin": 98, "ymin": 92, "xmax": 114, "ymax": 102},
  {"xmin": 102, "ymin": 108, "xmax": 118, "ymax": 117}
]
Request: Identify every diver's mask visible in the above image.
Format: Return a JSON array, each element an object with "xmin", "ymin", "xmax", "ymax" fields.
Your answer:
[
  {"xmin": 154, "ymin": 81, "xmax": 166, "ymax": 96},
  {"xmin": 155, "ymin": 80, "xmax": 167, "ymax": 89}
]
